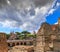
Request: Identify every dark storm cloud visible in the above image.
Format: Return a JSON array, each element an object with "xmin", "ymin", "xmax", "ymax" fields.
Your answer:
[
  {"xmin": 0, "ymin": 0, "xmax": 7, "ymax": 4},
  {"xmin": 34, "ymin": 0, "xmax": 54, "ymax": 7},
  {"xmin": 0, "ymin": 0, "xmax": 7, "ymax": 7},
  {"xmin": 0, "ymin": 0, "xmax": 54, "ymax": 8}
]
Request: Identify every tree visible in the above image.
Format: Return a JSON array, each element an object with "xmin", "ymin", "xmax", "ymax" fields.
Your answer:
[
  {"xmin": 15, "ymin": 32, "xmax": 21, "ymax": 35},
  {"xmin": 26, "ymin": 34, "xmax": 36, "ymax": 38},
  {"xmin": 6, "ymin": 34, "xmax": 10, "ymax": 39},
  {"xmin": 21, "ymin": 31, "xmax": 31, "ymax": 39},
  {"xmin": 21, "ymin": 31, "xmax": 30, "ymax": 34}
]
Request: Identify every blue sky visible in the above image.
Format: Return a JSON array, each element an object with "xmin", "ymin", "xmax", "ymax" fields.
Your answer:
[
  {"xmin": 46, "ymin": 0, "xmax": 60, "ymax": 25},
  {"xmin": 0, "ymin": 0, "xmax": 60, "ymax": 33}
]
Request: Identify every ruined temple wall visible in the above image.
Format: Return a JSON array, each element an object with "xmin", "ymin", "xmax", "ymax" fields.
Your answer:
[{"xmin": 0, "ymin": 33, "xmax": 8, "ymax": 52}]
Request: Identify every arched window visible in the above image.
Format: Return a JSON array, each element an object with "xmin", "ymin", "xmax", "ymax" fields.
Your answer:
[
  {"xmin": 8, "ymin": 43, "xmax": 10, "ymax": 46},
  {"xmin": 30, "ymin": 42, "xmax": 33, "ymax": 45},
  {"xmin": 12, "ymin": 43, "xmax": 15, "ymax": 46},
  {"xmin": 20, "ymin": 42, "xmax": 23, "ymax": 45},
  {"xmin": 24, "ymin": 42, "xmax": 26, "ymax": 45},
  {"xmin": 16, "ymin": 43, "xmax": 19, "ymax": 45}
]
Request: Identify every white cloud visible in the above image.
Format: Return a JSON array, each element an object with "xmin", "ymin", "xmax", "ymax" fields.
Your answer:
[
  {"xmin": 20, "ymin": 22, "xmax": 32, "ymax": 30},
  {"xmin": 56, "ymin": 2, "xmax": 60, "ymax": 6},
  {"xmin": 35, "ymin": 6, "xmax": 50, "ymax": 15},
  {"xmin": 0, "ymin": 4, "xmax": 54, "ymax": 31},
  {"xmin": 48, "ymin": 9, "xmax": 55, "ymax": 14},
  {"xmin": 7, "ymin": 0, "xmax": 11, "ymax": 5},
  {"xmin": 0, "ymin": 0, "xmax": 56, "ymax": 32},
  {"xmin": 47, "ymin": 0, "xmax": 60, "ymax": 15},
  {"xmin": 0, "ymin": 20, "xmax": 17, "ymax": 28},
  {"xmin": 19, "ymin": 5, "xmax": 54, "ymax": 31},
  {"xmin": 40, "ymin": 6, "xmax": 48, "ymax": 14},
  {"xmin": 54, "ymin": 22, "xmax": 58, "ymax": 24},
  {"xmin": 20, "ymin": 23, "xmax": 28, "ymax": 28}
]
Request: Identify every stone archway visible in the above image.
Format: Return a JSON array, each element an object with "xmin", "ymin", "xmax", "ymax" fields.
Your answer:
[
  {"xmin": 16, "ymin": 43, "xmax": 19, "ymax": 45},
  {"xmin": 8, "ymin": 43, "xmax": 10, "ymax": 47},
  {"xmin": 20, "ymin": 42, "xmax": 23, "ymax": 45},
  {"xmin": 12, "ymin": 43, "xmax": 15, "ymax": 47},
  {"xmin": 24, "ymin": 42, "xmax": 26, "ymax": 45}
]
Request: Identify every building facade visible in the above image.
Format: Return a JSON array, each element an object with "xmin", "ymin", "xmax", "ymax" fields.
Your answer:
[{"xmin": 35, "ymin": 18, "xmax": 60, "ymax": 52}]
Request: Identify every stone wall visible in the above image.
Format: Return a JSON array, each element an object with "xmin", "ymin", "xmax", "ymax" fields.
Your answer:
[
  {"xmin": 10, "ymin": 45, "xmax": 34, "ymax": 52},
  {"xmin": 0, "ymin": 33, "xmax": 8, "ymax": 52}
]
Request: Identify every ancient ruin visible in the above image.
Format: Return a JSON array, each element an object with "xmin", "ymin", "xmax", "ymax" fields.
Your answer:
[
  {"xmin": 35, "ymin": 18, "xmax": 60, "ymax": 52},
  {"xmin": 11, "ymin": 45, "xmax": 34, "ymax": 52},
  {"xmin": 0, "ymin": 33, "xmax": 8, "ymax": 52},
  {"xmin": 0, "ymin": 18, "xmax": 60, "ymax": 52}
]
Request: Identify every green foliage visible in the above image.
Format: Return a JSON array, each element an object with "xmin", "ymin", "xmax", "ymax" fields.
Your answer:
[
  {"xmin": 19, "ymin": 35, "xmax": 25, "ymax": 40},
  {"xmin": 26, "ymin": 34, "xmax": 36, "ymax": 38},
  {"xmin": 5, "ymin": 31, "xmax": 36, "ymax": 40},
  {"xmin": 21, "ymin": 31, "xmax": 30, "ymax": 34},
  {"xmin": 21, "ymin": 31, "xmax": 31, "ymax": 39},
  {"xmin": 15, "ymin": 32, "xmax": 21, "ymax": 35},
  {"xmin": 6, "ymin": 34, "xmax": 10, "ymax": 39}
]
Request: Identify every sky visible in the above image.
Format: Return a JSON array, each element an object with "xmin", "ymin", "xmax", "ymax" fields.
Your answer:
[{"xmin": 0, "ymin": 0, "xmax": 60, "ymax": 33}]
